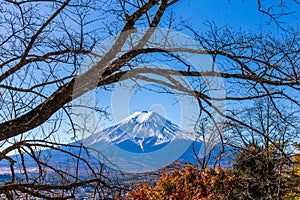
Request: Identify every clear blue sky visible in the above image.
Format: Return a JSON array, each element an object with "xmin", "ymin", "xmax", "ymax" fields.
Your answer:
[
  {"xmin": 92, "ymin": 0, "xmax": 299, "ymax": 131},
  {"xmin": 173, "ymin": 0, "xmax": 299, "ymax": 32}
]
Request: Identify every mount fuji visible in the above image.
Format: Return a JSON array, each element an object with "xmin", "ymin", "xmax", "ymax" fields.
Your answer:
[
  {"xmin": 83, "ymin": 111, "xmax": 198, "ymax": 153},
  {"xmin": 80, "ymin": 111, "xmax": 234, "ymax": 171}
]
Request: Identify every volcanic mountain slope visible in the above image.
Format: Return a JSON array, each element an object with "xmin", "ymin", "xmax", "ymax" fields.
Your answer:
[
  {"xmin": 82, "ymin": 111, "xmax": 234, "ymax": 170},
  {"xmin": 83, "ymin": 111, "xmax": 197, "ymax": 153}
]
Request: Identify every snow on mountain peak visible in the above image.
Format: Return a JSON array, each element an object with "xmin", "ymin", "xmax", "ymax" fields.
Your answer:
[
  {"xmin": 136, "ymin": 111, "xmax": 153, "ymax": 123},
  {"xmin": 119, "ymin": 110, "xmax": 159, "ymax": 124}
]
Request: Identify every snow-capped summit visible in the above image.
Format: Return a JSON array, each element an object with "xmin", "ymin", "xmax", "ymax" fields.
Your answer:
[
  {"xmin": 84, "ymin": 111, "xmax": 195, "ymax": 153},
  {"xmin": 121, "ymin": 111, "xmax": 153, "ymax": 124}
]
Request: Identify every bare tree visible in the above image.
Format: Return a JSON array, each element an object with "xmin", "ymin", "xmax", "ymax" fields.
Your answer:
[
  {"xmin": 0, "ymin": 0, "xmax": 299, "ymax": 198},
  {"xmin": 225, "ymin": 98, "xmax": 300, "ymax": 149}
]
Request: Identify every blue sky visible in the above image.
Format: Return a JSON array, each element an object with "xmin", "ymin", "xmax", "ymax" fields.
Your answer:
[
  {"xmin": 3, "ymin": 0, "xmax": 300, "ymax": 156},
  {"xmin": 174, "ymin": 0, "xmax": 299, "ymax": 32},
  {"xmin": 90, "ymin": 0, "xmax": 300, "ymax": 131}
]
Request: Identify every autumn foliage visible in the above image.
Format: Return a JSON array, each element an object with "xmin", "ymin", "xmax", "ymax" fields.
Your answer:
[
  {"xmin": 127, "ymin": 164, "xmax": 235, "ymax": 200},
  {"xmin": 127, "ymin": 144, "xmax": 300, "ymax": 200},
  {"xmin": 285, "ymin": 143, "xmax": 300, "ymax": 199}
]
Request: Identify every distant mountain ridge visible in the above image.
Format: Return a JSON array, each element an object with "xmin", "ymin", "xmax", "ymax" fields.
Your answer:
[{"xmin": 0, "ymin": 111, "xmax": 235, "ymax": 176}]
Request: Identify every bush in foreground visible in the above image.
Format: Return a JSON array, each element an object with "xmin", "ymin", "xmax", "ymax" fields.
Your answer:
[{"xmin": 127, "ymin": 164, "xmax": 235, "ymax": 200}]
